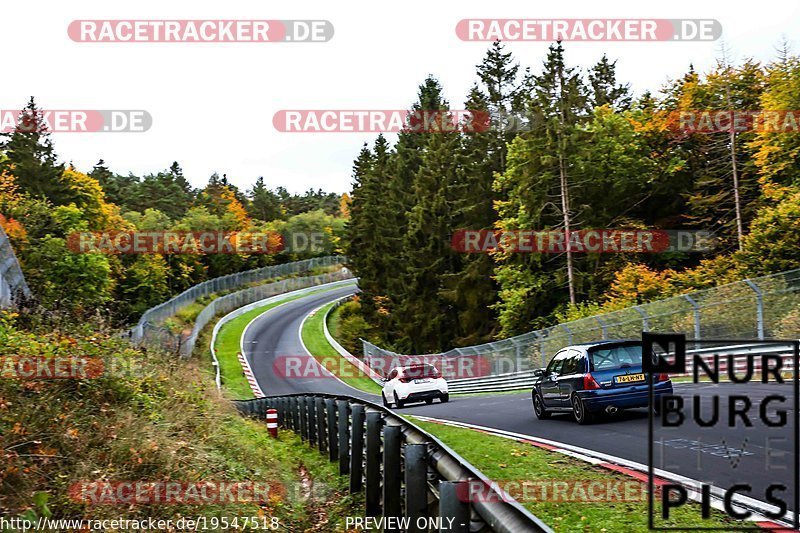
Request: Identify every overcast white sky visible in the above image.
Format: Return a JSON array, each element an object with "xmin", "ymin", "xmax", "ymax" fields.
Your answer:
[{"xmin": 3, "ymin": 0, "xmax": 799, "ymax": 195}]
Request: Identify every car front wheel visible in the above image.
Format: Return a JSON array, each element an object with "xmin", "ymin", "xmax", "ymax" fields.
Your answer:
[
  {"xmin": 533, "ymin": 393, "xmax": 550, "ymax": 420},
  {"xmin": 571, "ymin": 394, "xmax": 593, "ymax": 425},
  {"xmin": 382, "ymin": 393, "xmax": 390, "ymax": 408},
  {"xmin": 440, "ymin": 393, "xmax": 449, "ymax": 403}
]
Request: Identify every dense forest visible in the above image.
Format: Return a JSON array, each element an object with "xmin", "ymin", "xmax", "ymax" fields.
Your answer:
[
  {"xmin": 0, "ymin": 100, "xmax": 349, "ymax": 323},
  {"xmin": 345, "ymin": 41, "xmax": 800, "ymax": 354}
]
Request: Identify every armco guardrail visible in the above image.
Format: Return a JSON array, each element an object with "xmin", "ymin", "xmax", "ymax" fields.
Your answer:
[
  {"xmin": 136, "ymin": 269, "xmax": 353, "ymax": 357},
  {"xmin": 364, "ymin": 267, "xmax": 800, "ymax": 381},
  {"xmin": 235, "ymin": 393, "xmax": 552, "ymax": 533},
  {"xmin": 0, "ymin": 225, "xmax": 31, "ymax": 308},
  {"xmin": 131, "ymin": 255, "xmax": 345, "ymax": 345}
]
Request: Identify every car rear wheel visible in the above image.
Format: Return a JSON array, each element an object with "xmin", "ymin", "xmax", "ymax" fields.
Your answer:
[
  {"xmin": 533, "ymin": 393, "xmax": 550, "ymax": 420},
  {"xmin": 425, "ymin": 398, "xmax": 433, "ymax": 405},
  {"xmin": 394, "ymin": 392, "xmax": 404, "ymax": 409},
  {"xmin": 571, "ymin": 394, "xmax": 593, "ymax": 425}
]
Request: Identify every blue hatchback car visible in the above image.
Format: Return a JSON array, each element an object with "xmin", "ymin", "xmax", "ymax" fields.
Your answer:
[{"xmin": 532, "ymin": 340, "xmax": 673, "ymax": 424}]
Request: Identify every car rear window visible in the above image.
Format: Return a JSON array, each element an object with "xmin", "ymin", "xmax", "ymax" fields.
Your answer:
[
  {"xmin": 589, "ymin": 344, "xmax": 642, "ymax": 371},
  {"xmin": 402, "ymin": 365, "xmax": 440, "ymax": 379}
]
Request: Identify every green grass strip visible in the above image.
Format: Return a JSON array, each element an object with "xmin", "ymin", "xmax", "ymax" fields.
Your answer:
[
  {"xmin": 301, "ymin": 301, "xmax": 382, "ymax": 394},
  {"xmin": 411, "ymin": 418, "xmax": 740, "ymax": 532}
]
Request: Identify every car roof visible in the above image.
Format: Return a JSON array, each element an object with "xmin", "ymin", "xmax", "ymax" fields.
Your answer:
[
  {"xmin": 566, "ymin": 339, "xmax": 641, "ymax": 350},
  {"xmin": 392, "ymin": 364, "xmax": 436, "ymax": 372}
]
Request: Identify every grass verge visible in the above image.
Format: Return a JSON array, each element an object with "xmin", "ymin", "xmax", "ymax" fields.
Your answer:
[
  {"xmin": 301, "ymin": 301, "xmax": 382, "ymax": 394},
  {"xmin": 0, "ymin": 311, "xmax": 361, "ymax": 528},
  {"xmin": 410, "ymin": 418, "xmax": 741, "ymax": 532}
]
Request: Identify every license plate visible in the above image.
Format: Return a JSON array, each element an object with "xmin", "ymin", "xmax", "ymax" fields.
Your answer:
[
  {"xmin": 614, "ymin": 373, "xmax": 645, "ymax": 384},
  {"xmin": 414, "ymin": 379, "xmax": 430, "ymax": 384}
]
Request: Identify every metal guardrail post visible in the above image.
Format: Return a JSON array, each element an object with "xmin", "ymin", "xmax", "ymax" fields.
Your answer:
[
  {"xmin": 512, "ymin": 340, "xmax": 523, "ymax": 372},
  {"xmin": 744, "ymin": 279, "xmax": 765, "ymax": 340},
  {"xmin": 292, "ymin": 397, "xmax": 300, "ymax": 433},
  {"xmin": 561, "ymin": 324, "xmax": 573, "ymax": 345},
  {"xmin": 439, "ymin": 481, "xmax": 470, "ymax": 533},
  {"xmin": 308, "ymin": 396, "xmax": 318, "ymax": 446},
  {"xmin": 350, "ymin": 404, "xmax": 365, "ymax": 493},
  {"xmin": 634, "ymin": 305, "xmax": 649, "ymax": 332},
  {"xmin": 683, "ymin": 294, "xmax": 702, "ymax": 340},
  {"xmin": 596, "ymin": 316, "xmax": 608, "ymax": 340},
  {"xmin": 365, "ymin": 411, "xmax": 383, "ymax": 516},
  {"xmin": 405, "ymin": 444, "xmax": 428, "ymax": 533},
  {"xmin": 383, "ymin": 425, "xmax": 402, "ymax": 526},
  {"xmin": 299, "ymin": 397, "xmax": 308, "ymax": 442},
  {"xmin": 538, "ymin": 332, "xmax": 547, "ymax": 367},
  {"xmin": 683, "ymin": 295, "xmax": 703, "ymax": 352},
  {"xmin": 316, "ymin": 397, "xmax": 326, "ymax": 453},
  {"xmin": 326, "ymin": 398, "xmax": 338, "ymax": 462},
  {"xmin": 337, "ymin": 400, "xmax": 350, "ymax": 475},
  {"xmin": 279, "ymin": 397, "xmax": 287, "ymax": 429}
]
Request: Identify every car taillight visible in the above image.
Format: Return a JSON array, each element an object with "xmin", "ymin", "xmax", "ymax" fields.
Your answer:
[
  {"xmin": 583, "ymin": 373, "xmax": 601, "ymax": 390},
  {"xmin": 656, "ymin": 373, "xmax": 670, "ymax": 382}
]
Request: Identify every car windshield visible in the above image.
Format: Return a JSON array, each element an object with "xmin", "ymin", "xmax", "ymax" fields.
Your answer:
[
  {"xmin": 589, "ymin": 345, "xmax": 642, "ymax": 371},
  {"xmin": 403, "ymin": 365, "xmax": 440, "ymax": 379}
]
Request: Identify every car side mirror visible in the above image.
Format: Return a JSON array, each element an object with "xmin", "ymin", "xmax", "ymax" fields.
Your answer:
[{"xmin": 533, "ymin": 368, "xmax": 544, "ymax": 377}]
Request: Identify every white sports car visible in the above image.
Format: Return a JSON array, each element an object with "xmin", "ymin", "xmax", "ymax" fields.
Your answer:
[{"xmin": 381, "ymin": 364, "xmax": 449, "ymax": 408}]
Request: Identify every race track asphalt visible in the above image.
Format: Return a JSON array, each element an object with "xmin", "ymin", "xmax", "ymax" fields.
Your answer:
[{"xmin": 242, "ymin": 284, "xmax": 797, "ymax": 517}]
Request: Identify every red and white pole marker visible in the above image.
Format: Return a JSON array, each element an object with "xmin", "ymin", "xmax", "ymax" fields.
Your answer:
[{"xmin": 266, "ymin": 409, "xmax": 278, "ymax": 438}]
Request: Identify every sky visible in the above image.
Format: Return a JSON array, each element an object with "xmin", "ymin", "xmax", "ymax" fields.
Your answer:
[{"xmin": 2, "ymin": 0, "xmax": 799, "ymax": 195}]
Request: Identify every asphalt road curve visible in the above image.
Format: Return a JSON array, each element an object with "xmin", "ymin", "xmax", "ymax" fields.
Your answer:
[
  {"xmin": 243, "ymin": 284, "xmax": 797, "ymax": 518},
  {"xmin": 242, "ymin": 283, "xmax": 375, "ymax": 400}
]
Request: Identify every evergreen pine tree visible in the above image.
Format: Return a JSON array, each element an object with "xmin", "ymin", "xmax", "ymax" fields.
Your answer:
[{"xmin": 0, "ymin": 97, "xmax": 68, "ymax": 203}]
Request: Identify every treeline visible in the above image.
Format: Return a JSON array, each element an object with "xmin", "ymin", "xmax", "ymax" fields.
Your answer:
[
  {"xmin": 346, "ymin": 41, "xmax": 800, "ymax": 354},
  {"xmin": 0, "ymin": 98, "xmax": 349, "ymax": 322}
]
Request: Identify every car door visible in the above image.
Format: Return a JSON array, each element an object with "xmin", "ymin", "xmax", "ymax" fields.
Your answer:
[
  {"xmin": 540, "ymin": 351, "xmax": 567, "ymax": 407},
  {"xmin": 557, "ymin": 350, "xmax": 584, "ymax": 403}
]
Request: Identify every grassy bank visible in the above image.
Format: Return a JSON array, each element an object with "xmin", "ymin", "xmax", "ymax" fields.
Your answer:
[
  {"xmin": 301, "ymin": 301, "xmax": 382, "ymax": 394},
  {"xmin": 0, "ymin": 311, "xmax": 361, "ymax": 528},
  {"xmin": 411, "ymin": 418, "xmax": 740, "ymax": 532}
]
